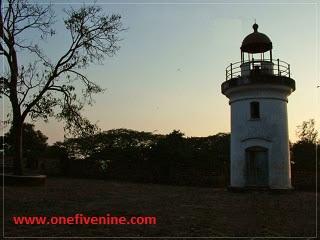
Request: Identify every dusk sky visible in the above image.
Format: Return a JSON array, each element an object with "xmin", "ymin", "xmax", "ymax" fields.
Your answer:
[{"xmin": 1, "ymin": 0, "xmax": 319, "ymax": 144}]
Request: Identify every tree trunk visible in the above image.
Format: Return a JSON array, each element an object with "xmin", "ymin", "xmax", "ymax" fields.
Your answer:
[
  {"xmin": 8, "ymin": 29, "xmax": 24, "ymax": 175},
  {"xmin": 12, "ymin": 118, "xmax": 23, "ymax": 175}
]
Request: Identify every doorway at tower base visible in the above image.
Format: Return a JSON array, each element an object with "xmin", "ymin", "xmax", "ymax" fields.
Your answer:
[{"xmin": 229, "ymin": 138, "xmax": 293, "ymax": 192}]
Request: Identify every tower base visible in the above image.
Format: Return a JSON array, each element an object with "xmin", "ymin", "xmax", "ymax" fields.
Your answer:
[{"xmin": 227, "ymin": 185, "xmax": 294, "ymax": 193}]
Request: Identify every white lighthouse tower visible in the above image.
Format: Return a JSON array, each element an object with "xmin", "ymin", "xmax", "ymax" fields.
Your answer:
[{"xmin": 221, "ymin": 23, "xmax": 295, "ymax": 190}]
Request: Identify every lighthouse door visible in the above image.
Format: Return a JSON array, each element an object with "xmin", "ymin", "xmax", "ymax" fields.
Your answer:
[{"xmin": 245, "ymin": 147, "xmax": 269, "ymax": 186}]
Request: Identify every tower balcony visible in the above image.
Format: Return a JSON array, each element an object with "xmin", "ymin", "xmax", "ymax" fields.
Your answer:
[
  {"xmin": 222, "ymin": 59, "xmax": 295, "ymax": 95},
  {"xmin": 225, "ymin": 59, "xmax": 291, "ymax": 81}
]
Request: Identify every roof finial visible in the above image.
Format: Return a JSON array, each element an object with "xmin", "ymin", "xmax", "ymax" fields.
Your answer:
[{"xmin": 253, "ymin": 21, "xmax": 258, "ymax": 32}]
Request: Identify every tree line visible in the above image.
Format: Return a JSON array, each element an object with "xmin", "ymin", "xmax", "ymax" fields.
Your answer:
[{"xmin": 2, "ymin": 119, "xmax": 318, "ymax": 187}]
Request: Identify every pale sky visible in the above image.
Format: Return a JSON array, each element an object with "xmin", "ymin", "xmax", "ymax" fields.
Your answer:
[{"xmin": 1, "ymin": 0, "xmax": 320, "ymax": 144}]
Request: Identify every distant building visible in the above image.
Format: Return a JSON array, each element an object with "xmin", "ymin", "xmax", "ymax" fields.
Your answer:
[{"xmin": 221, "ymin": 23, "xmax": 295, "ymax": 189}]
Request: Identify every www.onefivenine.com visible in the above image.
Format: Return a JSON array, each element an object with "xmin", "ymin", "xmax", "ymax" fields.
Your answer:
[{"xmin": 12, "ymin": 214, "xmax": 157, "ymax": 225}]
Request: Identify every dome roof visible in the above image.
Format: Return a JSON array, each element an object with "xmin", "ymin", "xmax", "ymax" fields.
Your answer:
[{"xmin": 241, "ymin": 23, "xmax": 272, "ymax": 53}]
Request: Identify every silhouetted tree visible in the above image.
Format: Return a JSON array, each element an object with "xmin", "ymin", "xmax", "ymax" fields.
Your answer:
[
  {"xmin": 2, "ymin": 123, "xmax": 48, "ymax": 168},
  {"xmin": 296, "ymin": 119, "xmax": 318, "ymax": 144},
  {"xmin": 292, "ymin": 119, "xmax": 319, "ymax": 171},
  {"xmin": 148, "ymin": 130, "xmax": 192, "ymax": 184},
  {"xmin": 52, "ymin": 128, "xmax": 231, "ymax": 186},
  {"xmin": 62, "ymin": 129, "xmax": 157, "ymax": 160},
  {"xmin": 45, "ymin": 142, "xmax": 70, "ymax": 175},
  {"xmin": 0, "ymin": 0, "xmax": 124, "ymax": 174}
]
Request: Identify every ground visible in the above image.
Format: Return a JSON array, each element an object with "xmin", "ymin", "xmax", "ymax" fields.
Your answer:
[{"xmin": 1, "ymin": 178, "xmax": 317, "ymax": 238}]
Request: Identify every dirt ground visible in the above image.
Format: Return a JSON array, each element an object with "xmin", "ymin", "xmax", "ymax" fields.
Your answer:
[{"xmin": 1, "ymin": 177, "xmax": 317, "ymax": 238}]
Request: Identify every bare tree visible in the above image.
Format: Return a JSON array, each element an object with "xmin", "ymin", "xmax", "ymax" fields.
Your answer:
[
  {"xmin": 0, "ymin": 0, "xmax": 124, "ymax": 175},
  {"xmin": 296, "ymin": 119, "xmax": 318, "ymax": 144}
]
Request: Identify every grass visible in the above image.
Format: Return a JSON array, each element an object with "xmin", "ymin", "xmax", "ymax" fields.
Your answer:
[{"xmin": 1, "ymin": 177, "xmax": 317, "ymax": 238}]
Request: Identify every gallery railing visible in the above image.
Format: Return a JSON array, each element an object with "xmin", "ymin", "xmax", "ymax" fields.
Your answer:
[{"xmin": 225, "ymin": 59, "xmax": 291, "ymax": 81}]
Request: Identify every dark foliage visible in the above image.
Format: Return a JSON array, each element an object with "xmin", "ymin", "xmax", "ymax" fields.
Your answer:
[
  {"xmin": 51, "ymin": 123, "xmax": 317, "ymax": 188},
  {"xmin": 291, "ymin": 119, "xmax": 319, "ymax": 190},
  {"xmin": 291, "ymin": 141, "xmax": 318, "ymax": 171},
  {"xmin": 2, "ymin": 123, "xmax": 48, "ymax": 168},
  {"xmin": 55, "ymin": 129, "xmax": 230, "ymax": 187},
  {"xmin": 2, "ymin": 120, "xmax": 316, "ymax": 188},
  {"xmin": 291, "ymin": 119, "xmax": 319, "ymax": 171}
]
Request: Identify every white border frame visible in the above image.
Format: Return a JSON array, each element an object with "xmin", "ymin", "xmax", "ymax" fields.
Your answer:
[{"xmin": 1, "ymin": 1, "xmax": 318, "ymax": 239}]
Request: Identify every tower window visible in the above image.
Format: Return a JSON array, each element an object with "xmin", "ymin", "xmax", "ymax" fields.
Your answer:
[{"xmin": 250, "ymin": 102, "xmax": 260, "ymax": 119}]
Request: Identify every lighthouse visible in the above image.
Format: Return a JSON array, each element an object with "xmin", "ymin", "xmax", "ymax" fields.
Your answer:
[{"xmin": 221, "ymin": 23, "xmax": 295, "ymax": 189}]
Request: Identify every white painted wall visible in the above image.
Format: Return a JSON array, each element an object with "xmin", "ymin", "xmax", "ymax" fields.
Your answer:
[{"xmin": 224, "ymin": 84, "xmax": 293, "ymax": 189}]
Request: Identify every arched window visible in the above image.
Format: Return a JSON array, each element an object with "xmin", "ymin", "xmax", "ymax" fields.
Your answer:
[{"xmin": 250, "ymin": 101, "xmax": 260, "ymax": 119}]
